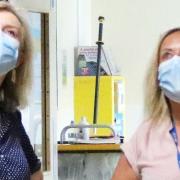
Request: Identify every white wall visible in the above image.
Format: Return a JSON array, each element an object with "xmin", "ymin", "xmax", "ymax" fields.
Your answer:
[
  {"xmin": 91, "ymin": 0, "xmax": 180, "ymax": 139},
  {"xmin": 57, "ymin": 0, "xmax": 78, "ymax": 135},
  {"xmin": 77, "ymin": 0, "xmax": 92, "ymax": 45},
  {"xmin": 10, "ymin": 0, "xmax": 52, "ymax": 12},
  {"xmin": 57, "ymin": 0, "xmax": 92, "ymax": 137}
]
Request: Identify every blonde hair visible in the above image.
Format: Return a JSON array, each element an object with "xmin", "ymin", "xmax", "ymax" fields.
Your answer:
[
  {"xmin": 0, "ymin": 2, "xmax": 32, "ymax": 111},
  {"xmin": 145, "ymin": 28, "xmax": 180, "ymax": 122}
]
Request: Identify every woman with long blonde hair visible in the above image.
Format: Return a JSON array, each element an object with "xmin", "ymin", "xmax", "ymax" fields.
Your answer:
[
  {"xmin": 112, "ymin": 28, "xmax": 180, "ymax": 180},
  {"xmin": 0, "ymin": 1, "xmax": 42, "ymax": 180}
]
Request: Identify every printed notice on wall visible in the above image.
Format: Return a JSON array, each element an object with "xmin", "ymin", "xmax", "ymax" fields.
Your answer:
[{"xmin": 74, "ymin": 46, "xmax": 120, "ymax": 76}]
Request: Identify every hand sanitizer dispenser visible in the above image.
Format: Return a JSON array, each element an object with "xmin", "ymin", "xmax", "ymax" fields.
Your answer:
[{"xmin": 79, "ymin": 116, "xmax": 89, "ymax": 140}]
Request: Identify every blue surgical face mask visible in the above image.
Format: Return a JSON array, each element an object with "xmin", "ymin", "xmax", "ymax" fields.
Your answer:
[
  {"xmin": 0, "ymin": 31, "xmax": 20, "ymax": 75},
  {"xmin": 158, "ymin": 55, "xmax": 180, "ymax": 103}
]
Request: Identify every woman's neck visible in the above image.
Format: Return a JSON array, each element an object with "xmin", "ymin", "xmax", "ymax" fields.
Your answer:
[
  {"xmin": 0, "ymin": 75, "xmax": 5, "ymax": 86},
  {"xmin": 170, "ymin": 100, "xmax": 180, "ymax": 126}
]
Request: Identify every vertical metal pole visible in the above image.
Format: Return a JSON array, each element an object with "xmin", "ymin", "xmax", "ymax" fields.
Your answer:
[{"xmin": 93, "ymin": 16, "xmax": 105, "ymax": 125}]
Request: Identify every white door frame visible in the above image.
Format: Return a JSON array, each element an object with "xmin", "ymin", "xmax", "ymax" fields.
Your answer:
[
  {"xmin": 11, "ymin": 0, "xmax": 92, "ymax": 179},
  {"xmin": 10, "ymin": 1, "xmax": 58, "ymax": 180}
]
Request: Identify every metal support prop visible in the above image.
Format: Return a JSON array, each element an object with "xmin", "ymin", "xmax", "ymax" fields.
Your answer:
[{"xmin": 93, "ymin": 16, "xmax": 105, "ymax": 125}]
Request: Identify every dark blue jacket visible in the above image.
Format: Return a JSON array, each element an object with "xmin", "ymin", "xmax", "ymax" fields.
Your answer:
[{"xmin": 0, "ymin": 110, "xmax": 41, "ymax": 180}]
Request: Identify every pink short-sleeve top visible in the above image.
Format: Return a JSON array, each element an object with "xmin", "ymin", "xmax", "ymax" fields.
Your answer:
[{"xmin": 121, "ymin": 118, "xmax": 180, "ymax": 180}]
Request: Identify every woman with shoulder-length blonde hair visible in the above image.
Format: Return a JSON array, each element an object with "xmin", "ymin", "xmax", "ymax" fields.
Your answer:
[
  {"xmin": 0, "ymin": 1, "xmax": 43, "ymax": 180},
  {"xmin": 112, "ymin": 27, "xmax": 180, "ymax": 180}
]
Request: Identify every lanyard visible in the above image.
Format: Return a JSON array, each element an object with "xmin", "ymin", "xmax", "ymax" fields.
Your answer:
[{"xmin": 169, "ymin": 119, "xmax": 180, "ymax": 169}]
